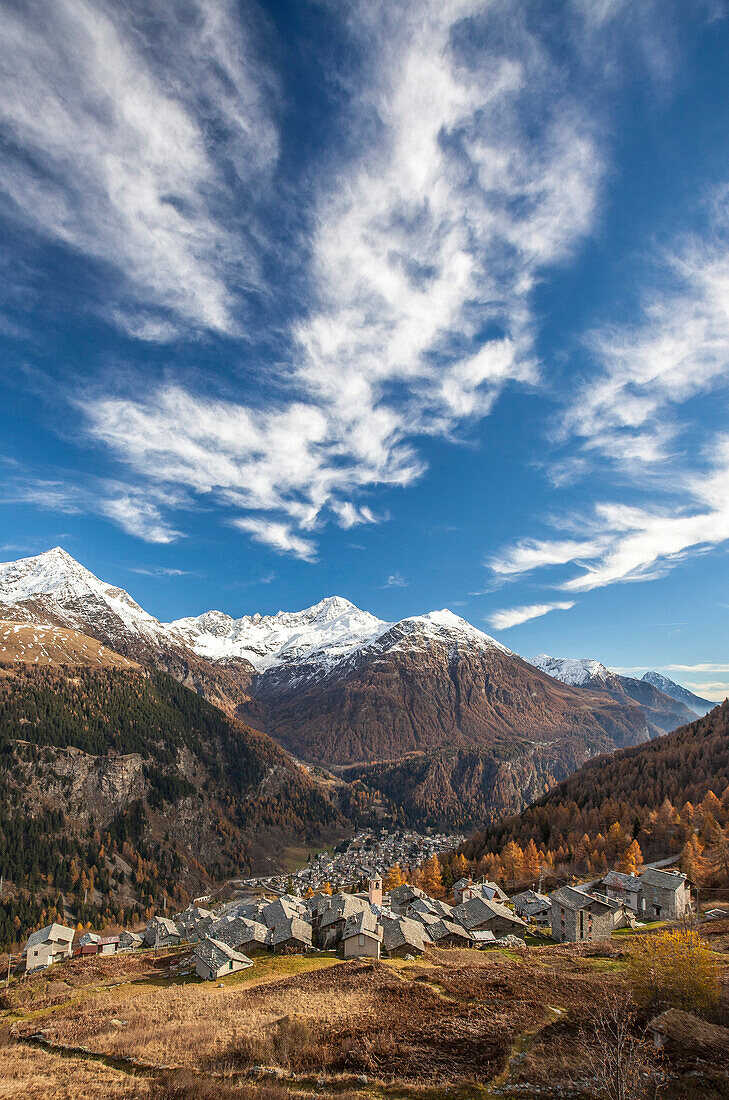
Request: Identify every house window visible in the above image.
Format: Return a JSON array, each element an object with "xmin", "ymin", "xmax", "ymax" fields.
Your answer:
[
  {"xmin": 579, "ymin": 910, "xmax": 584, "ymax": 939},
  {"xmin": 229, "ymin": 960, "xmax": 234, "ymax": 969}
]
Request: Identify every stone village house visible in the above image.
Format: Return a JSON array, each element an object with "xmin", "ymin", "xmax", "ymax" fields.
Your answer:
[{"xmin": 550, "ymin": 886, "xmax": 613, "ymax": 943}]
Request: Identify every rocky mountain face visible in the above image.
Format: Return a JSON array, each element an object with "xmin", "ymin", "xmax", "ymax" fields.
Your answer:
[
  {"xmin": 0, "ymin": 547, "xmax": 697, "ymax": 828},
  {"xmin": 0, "ymin": 636, "xmax": 345, "ymax": 909},
  {"xmin": 249, "ymin": 617, "xmax": 655, "ymax": 766},
  {"xmin": 641, "ymin": 670, "xmax": 716, "ymax": 716},
  {"xmin": 530, "ymin": 654, "xmax": 696, "ymax": 734}
]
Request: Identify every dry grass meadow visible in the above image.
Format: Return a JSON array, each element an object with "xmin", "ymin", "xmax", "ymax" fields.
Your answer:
[{"xmin": 1, "ymin": 934, "xmax": 728, "ymax": 1099}]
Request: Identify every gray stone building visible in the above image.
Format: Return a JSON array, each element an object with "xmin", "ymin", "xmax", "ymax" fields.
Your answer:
[
  {"xmin": 640, "ymin": 868, "xmax": 691, "ymax": 920},
  {"xmin": 550, "ymin": 887, "xmax": 613, "ymax": 943}
]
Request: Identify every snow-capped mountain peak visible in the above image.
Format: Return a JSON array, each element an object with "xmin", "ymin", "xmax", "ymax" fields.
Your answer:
[
  {"xmin": 641, "ymin": 670, "xmax": 715, "ymax": 716},
  {"xmin": 169, "ymin": 596, "xmax": 387, "ymax": 672},
  {"xmin": 530, "ymin": 653, "xmax": 611, "ymax": 686},
  {"xmin": 0, "ymin": 547, "xmax": 174, "ymax": 645}
]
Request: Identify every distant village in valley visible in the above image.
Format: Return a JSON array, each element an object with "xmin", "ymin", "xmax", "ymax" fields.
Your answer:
[
  {"xmin": 16, "ymin": 824, "xmax": 704, "ymax": 983},
  {"xmin": 240, "ymin": 829, "xmax": 467, "ymax": 896}
]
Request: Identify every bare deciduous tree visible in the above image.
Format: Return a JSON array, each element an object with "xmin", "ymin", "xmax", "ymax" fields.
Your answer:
[{"xmin": 580, "ymin": 989, "xmax": 660, "ymax": 1100}]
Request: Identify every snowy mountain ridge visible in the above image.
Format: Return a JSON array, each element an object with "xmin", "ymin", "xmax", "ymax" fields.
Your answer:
[
  {"xmin": 170, "ymin": 601, "xmax": 511, "ymax": 674},
  {"xmin": 0, "ymin": 548, "xmax": 510, "ymax": 676},
  {"xmin": 530, "ymin": 653, "xmax": 612, "ymax": 686},
  {"xmin": 641, "ymin": 670, "xmax": 715, "ymax": 716},
  {"xmin": 0, "ymin": 546, "xmax": 178, "ymax": 646}
]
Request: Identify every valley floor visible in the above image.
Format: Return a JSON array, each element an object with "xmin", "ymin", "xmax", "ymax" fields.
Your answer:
[{"xmin": 2, "ymin": 926, "xmax": 729, "ymax": 1100}]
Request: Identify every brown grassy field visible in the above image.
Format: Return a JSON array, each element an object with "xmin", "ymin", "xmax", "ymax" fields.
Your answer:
[{"xmin": 2, "ymin": 935, "xmax": 728, "ymax": 1099}]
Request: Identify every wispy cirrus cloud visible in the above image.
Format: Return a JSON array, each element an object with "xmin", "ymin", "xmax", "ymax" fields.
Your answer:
[
  {"xmin": 490, "ymin": 432, "xmax": 729, "ymax": 592},
  {"xmin": 232, "ymin": 517, "xmax": 317, "ymax": 562},
  {"xmin": 78, "ymin": 0, "xmax": 605, "ymax": 554},
  {"xmin": 561, "ymin": 197, "xmax": 729, "ymax": 468},
  {"xmin": 0, "ymin": 0, "xmax": 277, "ymax": 338},
  {"xmin": 487, "ymin": 600, "xmax": 575, "ymax": 630},
  {"xmin": 0, "ymin": 476, "xmax": 182, "ymax": 544},
  {"xmin": 488, "ymin": 188, "xmax": 729, "ymax": 597}
]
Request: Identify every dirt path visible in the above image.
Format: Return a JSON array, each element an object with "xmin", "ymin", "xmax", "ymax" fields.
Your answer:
[{"xmin": 484, "ymin": 1004, "xmax": 565, "ymax": 1096}]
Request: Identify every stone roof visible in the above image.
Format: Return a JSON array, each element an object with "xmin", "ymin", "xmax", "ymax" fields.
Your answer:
[
  {"xmin": 381, "ymin": 915, "xmax": 431, "ymax": 953},
  {"xmin": 603, "ymin": 871, "xmax": 643, "ymax": 892},
  {"xmin": 210, "ymin": 917, "xmax": 270, "ymax": 950},
  {"xmin": 320, "ymin": 895, "xmax": 368, "ymax": 929},
  {"xmin": 427, "ymin": 919, "xmax": 472, "ymax": 943},
  {"xmin": 452, "ymin": 896, "xmax": 525, "ymax": 930},
  {"xmin": 388, "ymin": 884, "xmax": 427, "ymax": 903},
  {"xmin": 342, "ymin": 909, "xmax": 382, "ymax": 942},
  {"xmin": 194, "ymin": 936, "xmax": 252, "ymax": 971},
  {"xmin": 174, "ymin": 904, "xmax": 214, "ymax": 926},
  {"xmin": 550, "ymin": 886, "xmax": 612, "ymax": 912},
  {"xmin": 453, "ymin": 877, "xmax": 472, "ymax": 891},
  {"xmin": 262, "ymin": 897, "xmax": 302, "ymax": 929},
  {"xmin": 641, "ymin": 868, "xmax": 686, "ymax": 891},
  {"xmin": 269, "ymin": 916, "xmax": 313, "ymax": 947},
  {"xmin": 25, "ymin": 923, "xmax": 75, "ymax": 951}
]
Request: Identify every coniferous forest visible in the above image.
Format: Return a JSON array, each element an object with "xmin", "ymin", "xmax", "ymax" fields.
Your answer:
[{"xmin": 0, "ymin": 662, "xmax": 344, "ymax": 947}]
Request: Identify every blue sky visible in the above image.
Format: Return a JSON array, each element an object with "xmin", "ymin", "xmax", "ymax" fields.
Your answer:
[{"xmin": 1, "ymin": 0, "xmax": 728, "ymax": 699}]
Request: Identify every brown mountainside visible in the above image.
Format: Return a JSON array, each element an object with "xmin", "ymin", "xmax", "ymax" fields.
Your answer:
[{"xmin": 451, "ymin": 700, "xmax": 729, "ymax": 886}]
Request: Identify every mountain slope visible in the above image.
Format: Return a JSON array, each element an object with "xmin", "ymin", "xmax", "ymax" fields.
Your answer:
[
  {"xmin": 530, "ymin": 653, "xmax": 695, "ymax": 734},
  {"xmin": 456, "ymin": 700, "xmax": 727, "ymax": 874},
  {"xmin": 0, "ymin": 548, "xmax": 676, "ymax": 828},
  {"xmin": 0, "ymin": 547, "xmax": 257, "ymax": 715},
  {"xmin": 248, "ymin": 614, "xmax": 655, "ymax": 783},
  {"xmin": 641, "ymin": 670, "xmax": 716, "ymax": 716},
  {"xmin": 0, "ymin": 629, "xmax": 344, "ymax": 944}
]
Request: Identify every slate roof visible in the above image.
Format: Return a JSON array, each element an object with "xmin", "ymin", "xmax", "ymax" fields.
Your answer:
[
  {"xmin": 269, "ymin": 916, "xmax": 313, "ymax": 947},
  {"xmin": 388, "ymin": 884, "xmax": 427, "ymax": 904},
  {"xmin": 193, "ymin": 936, "xmax": 252, "ymax": 972},
  {"xmin": 641, "ymin": 868, "xmax": 686, "ymax": 891},
  {"xmin": 342, "ymin": 909, "xmax": 382, "ymax": 942},
  {"xmin": 381, "ymin": 915, "xmax": 431, "ymax": 954},
  {"xmin": 262, "ymin": 897, "xmax": 302, "ymax": 929},
  {"xmin": 174, "ymin": 904, "xmax": 214, "ymax": 926},
  {"xmin": 118, "ymin": 931, "xmax": 143, "ymax": 947},
  {"xmin": 452, "ymin": 897, "xmax": 526, "ymax": 930},
  {"xmin": 512, "ymin": 890, "xmax": 551, "ymax": 917},
  {"xmin": 427, "ymin": 918, "xmax": 472, "ymax": 943},
  {"xmin": 320, "ymin": 895, "xmax": 368, "ymax": 929},
  {"xmin": 550, "ymin": 886, "xmax": 612, "ymax": 912},
  {"xmin": 25, "ymin": 923, "xmax": 74, "ymax": 951},
  {"xmin": 453, "ymin": 877, "xmax": 472, "ymax": 892},
  {"xmin": 603, "ymin": 871, "xmax": 643, "ymax": 892},
  {"xmin": 210, "ymin": 917, "xmax": 270, "ymax": 950}
]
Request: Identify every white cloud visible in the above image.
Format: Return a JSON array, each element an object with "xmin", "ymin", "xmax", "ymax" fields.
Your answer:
[
  {"xmin": 683, "ymin": 681, "xmax": 729, "ymax": 701},
  {"xmin": 488, "ymin": 536, "xmax": 612, "ymax": 577},
  {"xmin": 98, "ymin": 494, "xmax": 182, "ymax": 544},
  {"xmin": 487, "ymin": 600, "xmax": 575, "ymax": 630},
  {"xmin": 331, "ymin": 502, "xmax": 379, "ymax": 529},
  {"xmin": 382, "ymin": 572, "xmax": 408, "ymax": 588},
  {"xmin": 128, "ymin": 566, "xmax": 191, "ymax": 577},
  {"xmin": 81, "ymin": 0, "xmax": 604, "ymax": 556},
  {"xmin": 0, "ymin": 475, "xmax": 183, "ymax": 544},
  {"xmin": 663, "ymin": 663, "xmax": 729, "ymax": 673},
  {"xmin": 232, "ymin": 517, "xmax": 317, "ymax": 562},
  {"xmin": 0, "ymin": 0, "xmax": 277, "ymax": 336},
  {"xmin": 562, "ymin": 196, "xmax": 729, "ymax": 468}
]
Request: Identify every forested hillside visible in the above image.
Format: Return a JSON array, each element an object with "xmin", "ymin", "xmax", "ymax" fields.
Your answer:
[
  {"xmin": 0, "ymin": 659, "xmax": 346, "ymax": 947},
  {"xmin": 446, "ymin": 702, "xmax": 729, "ymax": 890}
]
